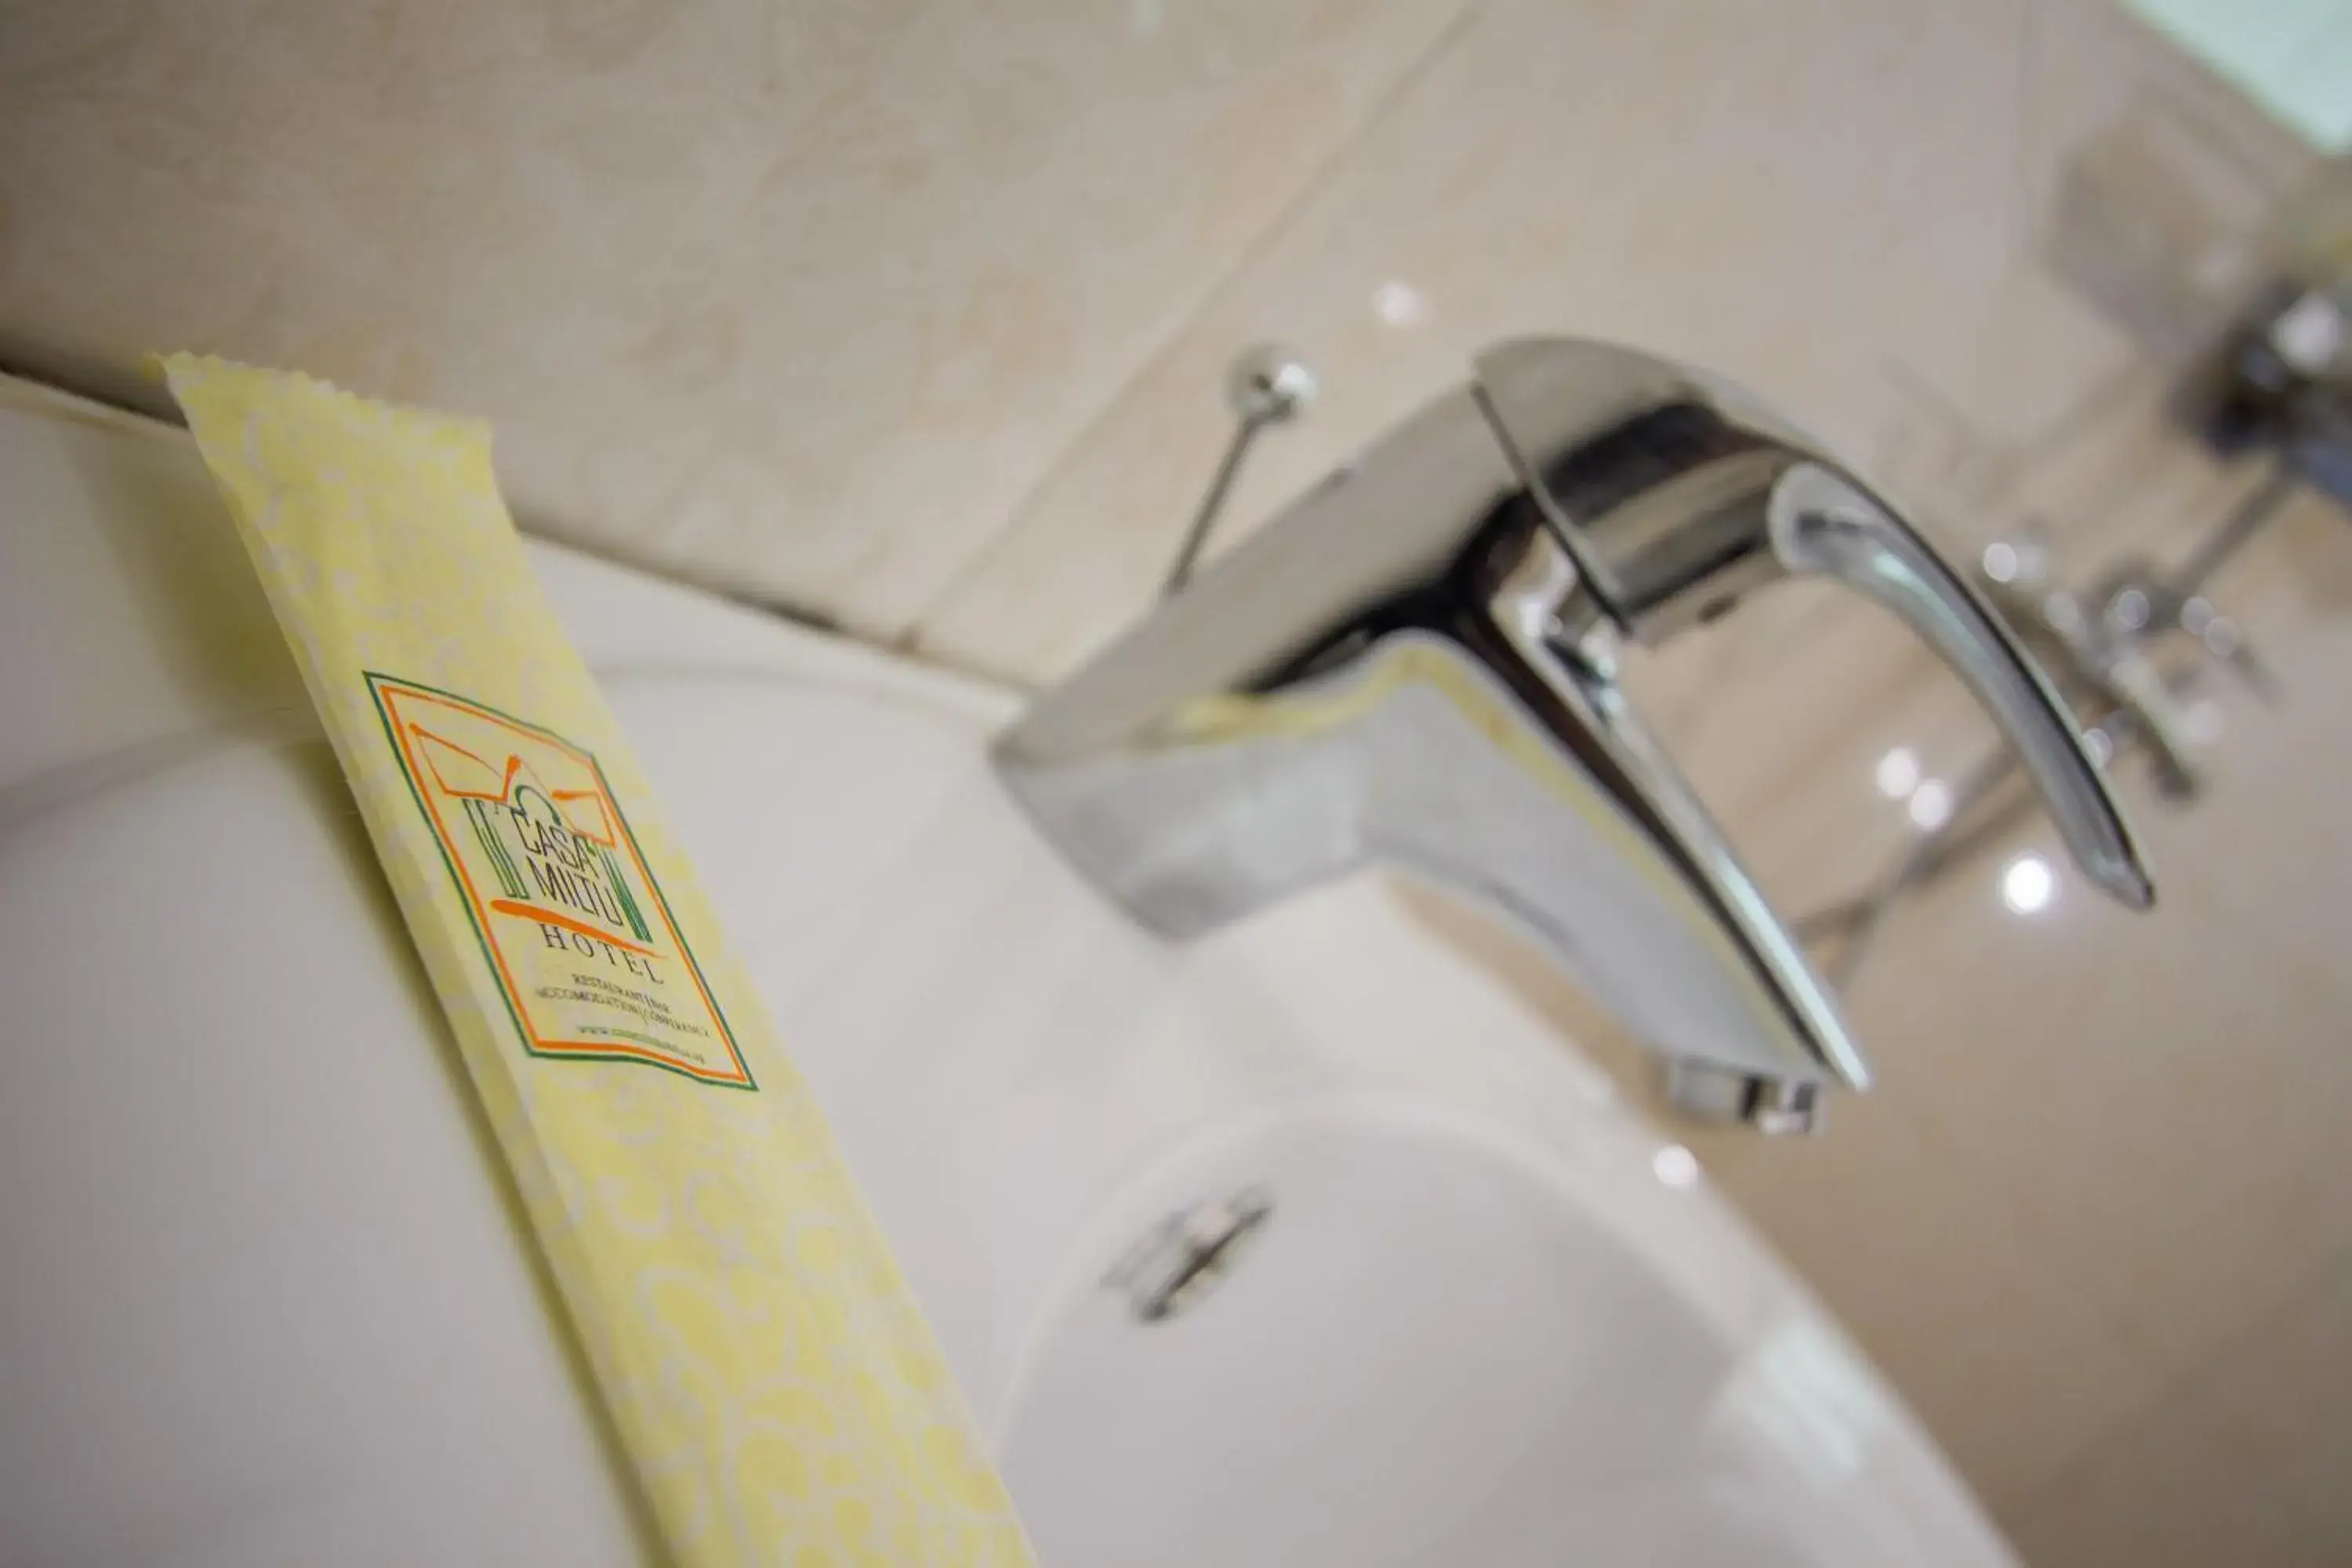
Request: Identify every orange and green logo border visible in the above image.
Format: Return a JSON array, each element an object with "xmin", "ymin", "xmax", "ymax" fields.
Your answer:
[{"xmin": 365, "ymin": 671, "xmax": 756, "ymax": 1091}]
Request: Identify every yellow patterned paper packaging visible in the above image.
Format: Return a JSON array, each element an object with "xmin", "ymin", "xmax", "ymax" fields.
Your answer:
[{"xmin": 163, "ymin": 357, "xmax": 1033, "ymax": 1567}]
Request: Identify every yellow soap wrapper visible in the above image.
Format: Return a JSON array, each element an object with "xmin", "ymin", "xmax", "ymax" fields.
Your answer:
[{"xmin": 164, "ymin": 357, "xmax": 1033, "ymax": 1566}]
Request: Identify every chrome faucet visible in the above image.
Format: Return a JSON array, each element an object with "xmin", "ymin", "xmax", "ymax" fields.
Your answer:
[{"xmin": 995, "ymin": 338, "xmax": 2154, "ymax": 1132}]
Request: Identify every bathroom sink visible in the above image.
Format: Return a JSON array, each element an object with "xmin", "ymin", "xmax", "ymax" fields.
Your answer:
[
  {"xmin": 994, "ymin": 1102, "xmax": 2008, "ymax": 1568},
  {"xmin": 1, "ymin": 382, "xmax": 2016, "ymax": 1564},
  {"xmin": 606, "ymin": 616, "xmax": 2015, "ymax": 1568}
]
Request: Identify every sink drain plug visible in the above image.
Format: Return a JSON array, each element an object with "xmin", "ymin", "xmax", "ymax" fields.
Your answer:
[{"xmin": 1103, "ymin": 1186, "xmax": 1274, "ymax": 1323}]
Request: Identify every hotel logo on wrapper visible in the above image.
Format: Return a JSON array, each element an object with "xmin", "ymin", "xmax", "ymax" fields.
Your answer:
[{"xmin": 368, "ymin": 673, "xmax": 755, "ymax": 1089}]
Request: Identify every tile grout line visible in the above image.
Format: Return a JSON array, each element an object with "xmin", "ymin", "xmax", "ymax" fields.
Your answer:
[{"xmin": 891, "ymin": 0, "xmax": 1500, "ymax": 663}]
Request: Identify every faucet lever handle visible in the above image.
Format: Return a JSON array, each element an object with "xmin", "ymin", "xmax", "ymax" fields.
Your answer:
[
  {"xmin": 1472, "ymin": 336, "xmax": 2153, "ymax": 911},
  {"xmin": 1768, "ymin": 465, "xmax": 2153, "ymax": 909}
]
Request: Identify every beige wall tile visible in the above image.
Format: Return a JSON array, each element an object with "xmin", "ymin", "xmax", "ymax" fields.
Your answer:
[
  {"xmin": 1868, "ymin": 868, "xmax": 2352, "ymax": 1363},
  {"xmin": 2008, "ymin": 1246, "xmax": 2352, "ymax": 1566},
  {"xmin": 0, "ymin": 0, "xmax": 1472, "ymax": 633},
  {"xmin": 911, "ymin": 0, "xmax": 2303, "ymax": 679},
  {"xmin": 2206, "ymin": 1246, "xmax": 2352, "ymax": 1549},
  {"xmin": 2003, "ymin": 1382, "xmax": 2316, "ymax": 1568}
]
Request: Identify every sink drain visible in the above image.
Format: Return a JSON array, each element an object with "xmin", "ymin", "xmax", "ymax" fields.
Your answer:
[{"xmin": 1103, "ymin": 1186, "xmax": 1273, "ymax": 1323}]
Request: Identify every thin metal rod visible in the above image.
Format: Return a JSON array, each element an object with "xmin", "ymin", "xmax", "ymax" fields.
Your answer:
[
  {"xmin": 1802, "ymin": 450, "xmax": 2314, "ymax": 984},
  {"xmin": 1799, "ymin": 452, "xmax": 2307, "ymax": 987},
  {"xmin": 1162, "ymin": 414, "xmax": 1265, "ymax": 598},
  {"xmin": 2173, "ymin": 456, "xmax": 2303, "ymax": 597},
  {"xmin": 1802, "ymin": 747, "xmax": 2037, "ymax": 989}
]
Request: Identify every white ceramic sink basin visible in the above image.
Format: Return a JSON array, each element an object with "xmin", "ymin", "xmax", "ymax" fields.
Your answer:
[
  {"xmin": 0, "ymin": 378, "xmax": 2016, "ymax": 1566},
  {"xmin": 995, "ymin": 1102, "xmax": 2002, "ymax": 1568},
  {"xmin": 625, "ymin": 660, "xmax": 2013, "ymax": 1568}
]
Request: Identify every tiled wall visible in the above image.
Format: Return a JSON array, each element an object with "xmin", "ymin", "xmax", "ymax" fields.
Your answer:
[
  {"xmin": 4, "ymin": 1, "xmax": 2346, "ymax": 1561},
  {"xmin": 0, "ymin": 0, "xmax": 2300, "ymax": 671},
  {"xmin": 909, "ymin": 0, "xmax": 2304, "ymax": 681},
  {"xmin": 0, "ymin": 0, "xmax": 1472, "ymax": 626}
]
